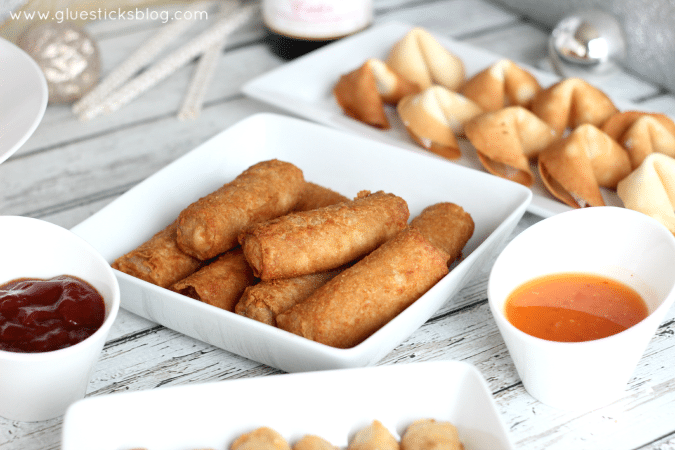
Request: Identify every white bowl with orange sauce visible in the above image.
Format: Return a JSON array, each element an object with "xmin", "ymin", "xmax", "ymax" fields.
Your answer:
[{"xmin": 487, "ymin": 206, "xmax": 675, "ymax": 410}]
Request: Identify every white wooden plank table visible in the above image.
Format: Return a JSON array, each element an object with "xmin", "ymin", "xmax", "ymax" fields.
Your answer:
[{"xmin": 1, "ymin": 1, "xmax": 675, "ymax": 449}]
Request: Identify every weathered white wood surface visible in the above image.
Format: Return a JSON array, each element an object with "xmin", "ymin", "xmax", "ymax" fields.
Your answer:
[{"xmin": 1, "ymin": 1, "xmax": 675, "ymax": 449}]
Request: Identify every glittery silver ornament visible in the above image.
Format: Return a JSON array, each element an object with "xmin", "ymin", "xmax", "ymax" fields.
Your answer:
[
  {"xmin": 17, "ymin": 21, "xmax": 101, "ymax": 104},
  {"xmin": 549, "ymin": 9, "xmax": 626, "ymax": 78}
]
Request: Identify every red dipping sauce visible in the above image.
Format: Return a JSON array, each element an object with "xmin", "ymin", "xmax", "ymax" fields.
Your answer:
[{"xmin": 0, "ymin": 275, "xmax": 105, "ymax": 353}]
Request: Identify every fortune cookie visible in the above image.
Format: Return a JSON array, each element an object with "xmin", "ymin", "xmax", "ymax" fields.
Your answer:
[
  {"xmin": 465, "ymin": 106, "xmax": 557, "ymax": 186},
  {"xmin": 530, "ymin": 77, "xmax": 618, "ymax": 137},
  {"xmin": 397, "ymin": 85, "xmax": 483, "ymax": 159},
  {"xmin": 538, "ymin": 124, "xmax": 632, "ymax": 208},
  {"xmin": 386, "ymin": 27, "xmax": 465, "ymax": 91},
  {"xmin": 333, "ymin": 59, "xmax": 420, "ymax": 129},
  {"xmin": 617, "ymin": 153, "xmax": 675, "ymax": 235},
  {"xmin": 601, "ymin": 111, "xmax": 675, "ymax": 169},
  {"xmin": 460, "ymin": 59, "xmax": 541, "ymax": 112}
]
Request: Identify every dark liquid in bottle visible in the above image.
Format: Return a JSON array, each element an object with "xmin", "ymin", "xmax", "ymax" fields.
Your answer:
[{"xmin": 264, "ymin": 28, "xmax": 337, "ymax": 60}]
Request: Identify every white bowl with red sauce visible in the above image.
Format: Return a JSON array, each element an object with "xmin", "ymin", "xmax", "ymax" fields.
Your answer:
[
  {"xmin": 0, "ymin": 216, "xmax": 120, "ymax": 422},
  {"xmin": 487, "ymin": 206, "xmax": 675, "ymax": 410}
]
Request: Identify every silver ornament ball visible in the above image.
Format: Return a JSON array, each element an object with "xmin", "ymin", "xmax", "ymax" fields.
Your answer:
[
  {"xmin": 18, "ymin": 21, "xmax": 101, "ymax": 104},
  {"xmin": 549, "ymin": 9, "xmax": 626, "ymax": 78}
]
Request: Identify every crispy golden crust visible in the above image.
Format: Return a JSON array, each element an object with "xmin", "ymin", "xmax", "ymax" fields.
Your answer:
[
  {"xmin": 348, "ymin": 420, "xmax": 399, "ymax": 450},
  {"xmin": 239, "ymin": 191, "xmax": 410, "ymax": 281},
  {"xmin": 231, "ymin": 427, "xmax": 291, "ymax": 450},
  {"xmin": 410, "ymin": 203, "xmax": 474, "ymax": 265},
  {"xmin": 538, "ymin": 124, "xmax": 631, "ymax": 208},
  {"xmin": 400, "ymin": 419, "xmax": 462, "ymax": 450},
  {"xmin": 460, "ymin": 59, "xmax": 541, "ymax": 112},
  {"xmin": 368, "ymin": 58, "xmax": 422, "ymax": 104},
  {"xmin": 464, "ymin": 106, "xmax": 557, "ymax": 186},
  {"xmin": 333, "ymin": 59, "xmax": 421, "ymax": 125},
  {"xmin": 333, "ymin": 61, "xmax": 391, "ymax": 129},
  {"xmin": 293, "ymin": 182, "xmax": 349, "ymax": 213},
  {"xmin": 112, "ymin": 221, "xmax": 202, "ymax": 288},
  {"xmin": 171, "ymin": 247, "xmax": 255, "ymax": 312},
  {"xmin": 276, "ymin": 227, "xmax": 449, "ymax": 349},
  {"xmin": 617, "ymin": 153, "xmax": 675, "ymax": 235},
  {"xmin": 235, "ymin": 270, "xmax": 341, "ymax": 326},
  {"xmin": 176, "ymin": 159, "xmax": 305, "ymax": 260},
  {"xmin": 397, "ymin": 86, "xmax": 482, "ymax": 160},
  {"xmin": 601, "ymin": 110, "xmax": 675, "ymax": 169},
  {"xmin": 386, "ymin": 27, "xmax": 465, "ymax": 91},
  {"xmin": 530, "ymin": 78, "xmax": 618, "ymax": 137},
  {"xmin": 293, "ymin": 435, "xmax": 339, "ymax": 450}
]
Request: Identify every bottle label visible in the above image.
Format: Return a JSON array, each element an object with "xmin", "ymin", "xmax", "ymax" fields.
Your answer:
[{"xmin": 263, "ymin": 0, "xmax": 373, "ymax": 40}]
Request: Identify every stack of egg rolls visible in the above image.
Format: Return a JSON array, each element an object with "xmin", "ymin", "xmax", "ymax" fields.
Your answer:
[
  {"xmin": 171, "ymin": 248, "xmax": 255, "ymax": 312},
  {"xmin": 276, "ymin": 226, "xmax": 450, "ymax": 348},
  {"xmin": 273, "ymin": 201, "xmax": 473, "ymax": 348},
  {"xmin": 176, "ymin": 159, "xmax": 305, "ymax": 260},
  {"xmin": 113, "ymin": 159, "xmax": 306, "ymax": 303},
  {"xmin": 112, "ymin": 158, "xmax": 474, "ymax": 349},
  {"xmin": 111, "ymin": 220, "xmax": 202, "ymax": 289},
  {"xmin": 293, "ymin": 181, "xmax": 349, "ymax": 212},
  {"xmin": 235, "ymin": 269, "xmax": 342, "ymax": 326},
  {"xmin": 238, "ymin": 190, "xmax": 410, "ymax": 280},
  {"xmin": 410, "ymin": 202, "xmax": 474, "ymax": 265}
]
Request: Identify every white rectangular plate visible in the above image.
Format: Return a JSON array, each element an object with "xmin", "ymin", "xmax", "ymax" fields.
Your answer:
[
  {"xmin": 62, "ymin": 360, "xmax": 515, "ymax": 450},
  {"xmin": 242, "ymin": 20, "xmax": 631, "ymax": 218},
  {"xmin": 71, "ymin": 113, "xmax": 531, "ymax": 373}
]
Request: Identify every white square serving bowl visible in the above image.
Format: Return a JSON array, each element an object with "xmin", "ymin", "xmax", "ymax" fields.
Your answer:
[
  {"xmin": 71, "ymin": 113, "xmax": 531, "ymax": 373},
  {"xmin": 62, "ymin": 360, "xmax": 514, "ymax": 450}
]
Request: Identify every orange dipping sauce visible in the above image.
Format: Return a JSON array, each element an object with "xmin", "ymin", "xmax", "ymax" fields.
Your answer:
[{"xmin": 504, "ymin": 273, "xmax": 649, "ymax": 342}]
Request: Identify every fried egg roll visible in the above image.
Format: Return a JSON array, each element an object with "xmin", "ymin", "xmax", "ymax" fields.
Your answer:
[
  {"xmin": 410, "ymin": 202, "xmax": 474, "ymax": 265},
  {"xmin": 400, "ymin": 419, "xmax": 462, "ymax": 450},
  {"xmin": 231, "ymin": 427, "xmax": 291, "ymax": 450},
  {"xmin": 176, "ymin": 159, "xmax": 305, "ymax": 260},
  {"xmin": 348, "ymin": 420, "xmax": 399, "ymax": 450},
  {"xmin": 235, "ymin": 269, "xmax": 342, "ymax": 326},
  {"xmin": 239, "ymin": 191, "xmax": 410, "ymax": 281},
  {"xmin": 112, "ymin": 221, "xmax": 202, "ymax": 288},
  {"xmin": 171, "ymin": 247, "xmax": 255, "ymax": 312},
  {"xmin": 293, "ymin": 181, "xmax": 349, "ymax": 212},
  {"xmin": 276, "ymin": 227, "xmax": 449, "ymax": 348}
]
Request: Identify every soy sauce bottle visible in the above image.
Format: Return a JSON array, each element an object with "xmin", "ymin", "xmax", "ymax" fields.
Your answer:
[{"xmin": 262, "ymin": 0, "xmax": 374, "ymax": 60}]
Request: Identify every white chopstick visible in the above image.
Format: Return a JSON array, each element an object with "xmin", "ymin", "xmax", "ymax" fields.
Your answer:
[
  {"xmin": 178, "ymin": 2, "xmax": 237, "ymax": 121},
  {"xmin": 72, "ymin": 2, "xmax": 205, "ymax": 116},
  {"xmin": 78, "ymin": 2, "xmax": 256, "ymax": 121}
]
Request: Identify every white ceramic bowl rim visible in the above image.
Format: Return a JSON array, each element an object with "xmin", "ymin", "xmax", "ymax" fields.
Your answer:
[
  {"xmin": 0, "ymin": 216, "xmax": 120, "ymax": 362},
  {"xmin": 489, "ymin": 206, "xmax": 675, "ymax": 349},
  {"xmin": 0, "ymin": 38, "xmax": 48, "ymax": 165}
]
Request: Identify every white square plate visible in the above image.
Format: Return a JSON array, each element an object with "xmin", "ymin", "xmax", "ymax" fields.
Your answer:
[
  {"xmin": 62, "ymin": 360, "xmax": 515, "ymax": 450},
  {"xmin": 242, "ymin": 21, "xmax": 633, "ymax": 217},
  {"xmin": 71, "ymin": 113, "xmax": 531, "ymax": 373}
]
